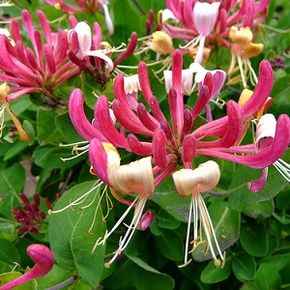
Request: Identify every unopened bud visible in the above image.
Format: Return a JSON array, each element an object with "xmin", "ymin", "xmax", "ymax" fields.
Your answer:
[
  {"xmin": 238, "ymin": 89, "xmax": 253, "ymax": 107},
  {"xmin": 229, "ymin": 26, "xmax": 253, "ymax": 47},
  {"xmin": 138, "ymin": 210, "xmax": 154, "ymax": 231},
  {"xmin": 149, "ymin": 31, "xmax": 174, "ymax": 55},
  {"xmin": 0, "ymin": 82, "xmax": 9, "ymax": 102},
  {"xmin": 242, "ymin": 42, "xmax": 264, "ymax": 58}
]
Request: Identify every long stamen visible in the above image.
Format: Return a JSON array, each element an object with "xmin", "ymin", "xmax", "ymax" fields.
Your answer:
[
  {"xmin": 48, "ymin": 181, "xmax": 102, "ymax": 214},
  {"xmin": 92, "ymin": 196, "xmax": 139, "ymax": 251},
  {"xmin": 178, "ymin": 197, "xmax": 193, "ymax": 268},
  {"xmin": 104, "ymin": 197, "xmax": 147, "ymax": 267},
  {"xmin": 60, "ymin": 148, "xmax": 89, "ymax": 161},
  {"xmin": 179, "ymin": 36, "xmax": 200, "ymax": 49},
  {"xmin": 273, "ymin": 159, "xmax": 290, "ymax": 182},
  {"xmin": 88, "ymin": 186, "xmax": 108, "ymax": 233},
  {"xmin": 237, "ymin": 56, "xmax": 247, "ymax": 88},
  {"xmin": 199, "ymin": 195, "xmax": 224, "ymax": 261}
]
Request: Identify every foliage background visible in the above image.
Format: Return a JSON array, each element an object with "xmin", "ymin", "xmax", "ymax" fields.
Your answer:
[{"xmin": 0, "ymin": 0, "xmax": 289, "ymax": 289}]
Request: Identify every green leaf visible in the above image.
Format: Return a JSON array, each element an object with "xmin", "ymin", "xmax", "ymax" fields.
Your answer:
[
  {"xmin": 48, "ymin": 181, "xmax": 106, "ymax": 287},
  {"xmin": 55, "ymin": 112, "xmax": 83, "ymax": 144},
  {"xmin": 228, "ymin": 149, "xmax": 290, "ymax": 212},
  {"xmin": 192, "ymin": 200, "xmax": 240, "ymax": 261},
  {"xmin": 36, "ymin": 108, "xmax": 62, "ymax": 143},
  {"xmin": 0, "ymin": 239, "xmax": 21, "ymax": 266},
  {"xmin": 152, "ymin": 176, "xmax": 191, "ymax": 222},
  {"xmin": 201, "ymin": 260, "xmax": 232, "ymax": 284},
  {"xmin": 0, "ymin": 223, "xmax": 17, "ymax": 241},
  {"xmin": 240, "ymin": 281, "xmax": 261, "ymax": 290},
  {"xmin": 36, "ymin": 264, "xmax": 73, "ymax": 289},
  {"xmin": 0, "ymin": 163, "xmax": 25, "ymax": 217},
  {"xmin": 32, "ymin": 145, "xmax": 82, "ymax": 170},
  {"xmin": 255, "ymin": 263, "xmax": 282, "ymax": 290},
  {"xmin": 232, "ymin": 253, "xmax": 256, "ymax": 281},
  {"xmin": 240, "ymin": 222, "xmax": 268, "ymax": 257},
  {"xmin": 154, "ymin": 229, "xmax": 183, "ymax": 261},
  {"xmin": 127, "ymin": 256, "xmax": 175, "ymax": 290},
  {"xmin": 3, "ymin": 142, "xmax": 29, "ymax": 162},
  {"xmin": 243, "ymin": 199, "xmax": 274, "ymax": 219}
]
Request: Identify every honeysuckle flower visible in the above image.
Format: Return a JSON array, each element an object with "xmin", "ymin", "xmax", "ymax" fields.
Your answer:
[
  {"xmin": 89, "ymin": 142, "xmax": 155, "ymax": 267},
  {"xmin": 69, "ymin": 50, "xmax": 289, "ymax": 265},
  {"xmin": 0, "ymin": 10, "xmax": 79, "ymax": 103},
  {"xmin": 173, "ymin": 160, "xmax": 223, "ymax": 266},
  {"xmin": 163, "ymin": 0, "xmax": 269, "ymax": 53},
  {"xmin": 228, "ymin": 26, "xmax": 264, "ymax": 87},
  {"xmin": 68, "ymin": 19, "xmax": 137, "ymax": 87},
  {"xmin": 189, "ymin": 62, "xmax": 226, "ymax": 121},
  {"xmin": 0, "ymin": 244, "xmax": 54, "ymax": 290},
  {"xmin": 164, "ymin": 63, "xmax": 226, "ymax": 120},
  {"xmin": 248, "ymin": 114, "xmax": 290, "ymax": 192},
  {"xmin": 46, "ymin": 0, "xmax": 114, "ymax": 35}
]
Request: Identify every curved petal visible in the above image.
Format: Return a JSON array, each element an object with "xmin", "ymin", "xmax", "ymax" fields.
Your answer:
[{"xmin": 68, "ymin": 89, "xmax": 106, "ymax": 141}]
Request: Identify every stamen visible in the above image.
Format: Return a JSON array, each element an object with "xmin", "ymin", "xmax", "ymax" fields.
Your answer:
[
  {"xmin": 178, "ymin": 198, "xmax": 193, "ymax": 268},
  {"xmin": 104, "ymin": 198, "xmax": 147, "ymax": 267},
  {"xmin": 273, "ymin": 159, "xmax": 290, "ymax": 182},
  {"xmin": 198, "ymin": 194, "xmax": 224, "ymax": 261},
  {"xmin": 237, "ymin": 56, "xmax": 247, "ymax": 88},
  {"xmin": 48, "ymin": 181, "xmax": 102, "ymax": 214},
  {"xmin": 60, "ymin": 148, "xmax": 89, "ymax": 161},
  {"xmin": 92, "ymin": 196, "xmax": 139, "ymax": 251},
  {"xmin": 88, "ymin": 186, "xmax": 108, "ymax": 233},
  {"xmin": 179, "ymin": 36, "xmax": 200, "ymax": 49}
]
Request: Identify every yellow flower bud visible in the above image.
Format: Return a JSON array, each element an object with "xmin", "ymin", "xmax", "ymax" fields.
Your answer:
[
  {"xmin": 238, "ymin": 89, "xmax": 253, "ymax": 107},
  {"xmin": 149, "ymin": 31, "xmax": 174, "ymax": 55},
  {"xmin": 0, "ymin": 82, "xmax": 9, "ymax": 103},
  {"xmin": 242, "ymin": 42, "xmax": 264, "ymax": 58},
  {"xmin": 229, "ymin": 26, "xmax": 253, "ymax": 47}
]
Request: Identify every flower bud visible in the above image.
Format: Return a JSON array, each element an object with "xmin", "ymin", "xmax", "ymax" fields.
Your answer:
[
  {"xmin": 242, "ymin": 42, "xmax": 264, "ymax": 58},
  {"xmin": 149, "ymin": 31, "xmax": 174, "ymax": 55},
  {"xmin": 0, "ymin": 83, "xmax": 9, "ymax": 102},
  {"xmin": 229, "ymin": 26, "xmax": 253, "ymax": 47},
  {"xmin": 238, "ymin": 89, "xmax": 253, "ymax": 107}
]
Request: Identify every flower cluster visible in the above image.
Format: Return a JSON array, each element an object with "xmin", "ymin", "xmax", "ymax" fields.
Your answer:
[
  {"xmin": 0, "ymin": 10, "xmax": 79, "ymax": 103},
  {"xmin": 0, "ymin": 1, "xmax": 288, "ymax": 285},
  {"xmin": 69, "ymin": 49, "xmax": 289, "ymax": 266}
]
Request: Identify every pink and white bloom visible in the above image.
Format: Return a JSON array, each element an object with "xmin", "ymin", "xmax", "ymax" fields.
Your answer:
[
  {"xmin": 69, "ymin": 50, "xmax": 289, "ymax": 265},
  {"xmin": 173, "ymin": 160, "xmax": 223, "ymax": 266},
  {"xmin": 248, "ymin": 114, "xmax": 290, "ymax": 192},
  {"xmin": 46, "ymin": 0, "xmax": 114, "ymax": 35},
  {"xmin": 0, "ymin": 10, "xmax": 79, "ymax": 103},
  {"xmin": 68, "ymin": 18, "xmax": 137, "ymax": 87},
  {"xmin": 163, "ymin": 0, "xmax": 270, "ymax": 49}
]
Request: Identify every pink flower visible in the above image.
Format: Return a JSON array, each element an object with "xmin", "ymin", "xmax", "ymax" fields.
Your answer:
[
  {"xmin": 0, "ymin": 244, "xmax": 54, "ymax": 290},
  {"xmin": 68, "ymin": 18, "xmax": 137, "ymax": 87},
  {"xmin": 69, "ymin": 49, "xmax": 289, "ymax": 266},
  {"xmin": 46, "ymin": 0, "xmax": 114, "ymax": 34},
  {"xmin": 163, "ymin": 0, "xmax": 269, "ymax": 48},
  {"xmin": 0, "ymin": 10, "xmax": 79, "ymax": 103}
]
